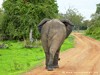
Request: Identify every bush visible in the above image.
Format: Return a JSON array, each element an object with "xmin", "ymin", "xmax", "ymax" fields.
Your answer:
[{"xmin": 86, "ymin": 20, "xmax": 100, "ymax": 40}]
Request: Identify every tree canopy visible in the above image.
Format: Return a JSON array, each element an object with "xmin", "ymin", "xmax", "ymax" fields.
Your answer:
[
  {"xmin": 59, "ymin": 8, "xmax": 84, "ymax": 30},
  {"xmin": 0, "ymin": 8, "xmax": 4, "ymax": 32},
  {"xmin": 1, "ymin": 0, "xmax": 58, "ymax": 40}
]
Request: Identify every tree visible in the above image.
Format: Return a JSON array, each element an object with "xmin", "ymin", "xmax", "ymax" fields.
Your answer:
[
  {"xmin": 96, "ymin": 3, "xmax": 100, "ymax": 14},
  {"xmin": 60, "ymin": 8, "xmax": 84, "ymax": 31},
  {"xmin": 86, "ymin": 3, "xmax": 100, "ymax": 39},
  {"xmin": 0, "ymin": 8, "xmax": 4, "ymax": 33},
  {"xmin": 91, "ymin": 3, "xmax": 100, "ymax": 20},
  {"xmin": 81, "ymin": 20, "xmax": 90, "ymax": 30},
  {"xmin": 1, "ymin": 0, "xmax": 58, "ymax": 40}
]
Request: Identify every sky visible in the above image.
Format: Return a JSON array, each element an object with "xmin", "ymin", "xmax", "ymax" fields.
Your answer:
[
  {"xmin": 57, "ymin": 0, "xmax": 100, "ymax": 20},
  {"xmin": 0, "ymin": 0, "xmax": 3, "ymax": 8},
  {"xmin": 0, "ymin": 0, "xmax": 100, "ymax": 20}
]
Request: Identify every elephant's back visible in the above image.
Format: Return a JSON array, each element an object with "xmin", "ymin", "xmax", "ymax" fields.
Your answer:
[
  {"xmin": 48, "ymin": 19, "xmax": 65, "ymax": 28},
  {"xmin": 41, "ymin": 19, "xmax": 66, "ymax": 38},
  {"xmin": 44, "ymin": 19, "xmax": 65, "ymax": 30}
]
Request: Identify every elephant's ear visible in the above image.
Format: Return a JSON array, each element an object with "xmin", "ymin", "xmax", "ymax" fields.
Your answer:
[
  {"xmin": 60, "ymin": 19, "xmax": 74, "ymax": 26},
  {"xmin": 38, "ymin": 18, "xmax": 50, "ymax": 33},
  {"xmin": 60, "ymin": 19, "xmax": 74, "ymax": 38}
]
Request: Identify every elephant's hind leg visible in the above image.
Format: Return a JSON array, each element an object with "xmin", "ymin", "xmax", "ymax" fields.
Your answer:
[
  {"xmin": 45, "ymin": 51, "xmax": 50, "ymax": 69},
  {"xmin": 53, "ymin": 49, "xmax": 60, "ymax": 68},
  {"xmin": 47, "ymin": 47, "xmax": 56, "ymax": 71},
  {"xmin": 47, "ymin": 41, "xmax": 62, "ymax": 70},
  {"xmin": 47, "ymin": 34, "xmax": 65, "ymax": 71},
  {"xmin": 41, "ymin": 35, "xmax": 49, "ymax": 69}
]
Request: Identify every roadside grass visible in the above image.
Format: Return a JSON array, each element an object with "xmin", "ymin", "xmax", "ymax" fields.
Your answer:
[
  {"xmin": 0, "ymin": 35, "xmax": 74, "ymax": 75},
  {"xmin": 73, "ymin": 30, "xmax": 100, "ymax": 40},
  {"xmin": 60, "ymin": 35, "xmax": 74, "ymax": 51},
  {"xmin": 85, "ymin": 34, "xmax": 100, "ymax": 41},
  {"xmin": 83, "ymin": 30, "xmax": 100, "ymax": 41}
]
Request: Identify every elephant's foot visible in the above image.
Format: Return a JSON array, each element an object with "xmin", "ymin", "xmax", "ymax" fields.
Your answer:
[
  {"xmin": 47, "ymin": 66, "xmax": 53, "ymax": 71},
  {"xmin": 53, "ymin": 65, "xmax": 59, "ymax": 68}
]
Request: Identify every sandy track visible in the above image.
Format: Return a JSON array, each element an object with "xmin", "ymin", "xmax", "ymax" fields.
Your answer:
[{"xmin": 24, "ymin": 33, "xmax": 100, "ymax": 75}]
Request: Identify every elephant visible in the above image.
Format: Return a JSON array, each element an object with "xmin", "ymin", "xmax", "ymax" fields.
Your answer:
[{"xmin": 38, "ymin": 18, "xmax": 73, "ymax": 71}]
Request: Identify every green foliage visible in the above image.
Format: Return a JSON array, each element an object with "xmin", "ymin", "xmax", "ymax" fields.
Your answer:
[
  {"xmin": 0, "ymin": 40, "xmax": 44, "ymax": 75},
  {"xmin": 66, "ymin": 8, "xmax": 84, "ymax": 24},
  {"xmin": 1, "ymin": 0, "xmax": 58, "ymax": 40},
  {"xmin": 59, "ymin": 8, "xmax": 84, "ymax": 30},
  {"xmin": 61, "ymin": 35, "xmax": 74, "ymax": 51},
  {"xmin": 86, "ymin": 20, "xmax": 100, "ymax": 39},
  {"xmin": 91, "ymin": 3, "xmax": 100, "ymax": 20},
  {"xmin": 96, "ymin": 3, "xmax": 100, "ymax": 14},
  {"xmin": 0, "ymin": 8, "xmax": 4, "ymax": 32},
  {"xmin": 0, "ymin": 36, "xmax": 74, "ymax": 75},
  {"xmin": 81, "ymin": 20, "xmax": 90, "ymax": 30},
  {"xmin": 86, "ymin": 3, "xmax": 100, "ymax": 40}
]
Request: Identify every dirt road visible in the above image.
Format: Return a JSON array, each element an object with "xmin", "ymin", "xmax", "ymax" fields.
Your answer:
[{"xmin": 24, "ymin": 33, "xmax": 100, "ymax": 75}]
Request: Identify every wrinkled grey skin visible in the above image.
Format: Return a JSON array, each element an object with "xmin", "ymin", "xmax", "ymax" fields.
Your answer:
[{"xmin": 38, "ymin": 19, "xmax": 73, "ymax": 71}]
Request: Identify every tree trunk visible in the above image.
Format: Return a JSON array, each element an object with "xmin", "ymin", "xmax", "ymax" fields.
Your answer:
[{"xmin": 29, "ymin": 28, "xmax": 33, "ymax": 43}]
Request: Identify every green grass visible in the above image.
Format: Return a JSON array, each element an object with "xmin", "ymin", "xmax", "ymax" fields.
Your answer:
[
  {"xmin": 85, "ymin": 34, "xmax": 100, "ymax": 41},
  {"xmin": 0, "ymin": 36, "xmax": 74, "ymax": 75},
  {"xmin": 0, "ymin": 41, "xmax": 44, "ymax": 75},
  {"xmin": 85, "ymin": 31, "xmax": 100, "ymax": 41},
  {"xmin": 61, "ymin": 35, "xmax": 74, "ymax": 51}
]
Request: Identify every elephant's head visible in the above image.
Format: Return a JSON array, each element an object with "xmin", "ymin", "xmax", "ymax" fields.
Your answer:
[{"xmin": 38, "ymin": 18, "xmax": 74, "ymax": 38}]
